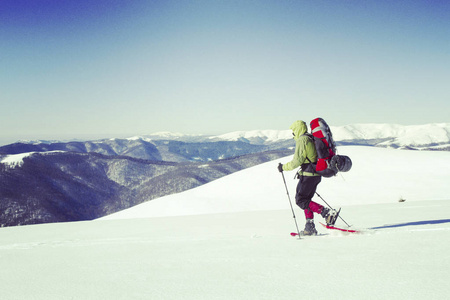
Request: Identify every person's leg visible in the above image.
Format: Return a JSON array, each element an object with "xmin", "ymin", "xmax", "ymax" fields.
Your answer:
[
  {"xmin": 295, "ymin": 176, "xmax": 321, "ymax": 212},
  {"xmin": 295, "ymin": 176, "xmax": 321, "ymax": 235},
  {"xmin": 308, "ymin": 201, "xmax": 325, "ymax": 215}
]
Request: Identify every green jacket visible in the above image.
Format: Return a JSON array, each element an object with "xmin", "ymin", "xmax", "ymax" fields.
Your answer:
[{"xmin": 282, "ymin": 120, "xmax": 319, "ymax": 176}]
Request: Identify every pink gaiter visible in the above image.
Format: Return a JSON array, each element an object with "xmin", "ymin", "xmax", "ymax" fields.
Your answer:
[{"xmin": 304, "ymin": 201, "xmax": 324, "ymax": 219}]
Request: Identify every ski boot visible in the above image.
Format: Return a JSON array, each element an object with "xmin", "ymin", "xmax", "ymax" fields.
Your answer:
[
  {"xmin": 300, "ymin": 219, "xmax": 317, "ymax": 236},
  {"xmin": 321, "ymin": 207, "xmax": 340, "ymax": 226}
]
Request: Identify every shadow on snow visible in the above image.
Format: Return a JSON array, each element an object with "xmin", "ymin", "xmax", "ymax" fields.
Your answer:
[{"xmin": 370, "ymin": 219, "xmax": 450, "ymax": 230}]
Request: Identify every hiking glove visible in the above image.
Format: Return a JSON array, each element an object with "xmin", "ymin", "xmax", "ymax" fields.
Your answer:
[{"xmin": 278, "ymin": 163, "xmax": 283, "ymax": 173}]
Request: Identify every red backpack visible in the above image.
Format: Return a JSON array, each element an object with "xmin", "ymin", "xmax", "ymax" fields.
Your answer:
[{"xmin": 307, "ymin": 118, "xmax": 352, "ymax": 177}]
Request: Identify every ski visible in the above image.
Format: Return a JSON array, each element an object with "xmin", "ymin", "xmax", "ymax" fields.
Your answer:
[
  {"xmin": 319, "ymin": 222, "xmax": 359, "ymax": 233},
  {"xmin": 290, "ymin": 232, "xmax": 328, "ymax": 237}
]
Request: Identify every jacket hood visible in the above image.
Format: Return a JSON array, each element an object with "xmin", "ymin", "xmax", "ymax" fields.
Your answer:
[{"xmin": 290, "ymin": 120, "xmax": 307, "ymax": 140}]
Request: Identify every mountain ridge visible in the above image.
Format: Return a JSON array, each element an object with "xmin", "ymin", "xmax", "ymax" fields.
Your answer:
[
  {"xmin": 2, "ymin": 123, "xmax": 449, "ymax": 163},
  {"xmin": 101, "ymin": 122, "xmax": 450, "ymax": 148}
]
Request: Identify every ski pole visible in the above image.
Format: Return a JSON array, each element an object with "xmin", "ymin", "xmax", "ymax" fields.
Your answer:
[
  {"xmin": 315, "ymin": 192, "xmax": 351, "ymax": 227},
  {"xmin": 281, "ymin": 171, "xmax": 301, "ymax": 238}
]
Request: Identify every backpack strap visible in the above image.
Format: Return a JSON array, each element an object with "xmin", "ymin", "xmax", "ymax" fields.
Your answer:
[
  {"xmin": 302, "ymin": 133, "xmax": 317, "ymax": 165},
  {"xmin": 302, "ymin": 137, "xmax": 318, "ymax": 175},
  {"xmin": 294, "ymin": 133, "xmax": 318, "ymax": 177}
]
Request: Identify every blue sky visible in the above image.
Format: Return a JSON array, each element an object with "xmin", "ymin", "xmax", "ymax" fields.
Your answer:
[{"xmin": 1, "ymin": 0, "xmax": 449, "ymax": 143}]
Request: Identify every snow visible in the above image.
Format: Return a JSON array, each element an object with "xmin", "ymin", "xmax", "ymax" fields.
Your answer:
[
  {"xmin": 331, "ymin": 123, "xmax": 450, "ymax": 147},
  {"xmin": 1, "ymin": 202, "xmax": 449, "ymax": 299},
  {"xmin": 143, "ymin": 132, "xmax": 207, "ymax": 141},
  {"xmin": 142, "ymin": 123, "xmax": 450, "ymax": 147},
  {"xmin": 211, "ymin": 129, "xmax": 293, "ymax": 144},
  {"xmin": 0, "ymin": 152, "xmax": 35, "ymax": 168},
  {"xmin": 0, "ymin": 151, "xmax": 65, "ymax": 169},
  {"xmin": 1, "ymin": 146, "xmax": 450, "ymax": 299},
  {"xmin": 6, "ymin": 123, "xmax": 450, "ymax": 149},
  {"xmin": 102, "ymin": 146, "xmax": 450, "ymax": 218}
]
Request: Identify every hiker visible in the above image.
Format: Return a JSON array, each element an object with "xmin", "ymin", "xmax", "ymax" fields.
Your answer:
[{"xmin": 277, "ymin": 120, "xmax": 337, "ymax": 235}]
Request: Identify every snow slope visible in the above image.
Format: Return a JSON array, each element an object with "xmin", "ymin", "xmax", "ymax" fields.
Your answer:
[
  {"xmin": 103, "ymin": 146, "xmax": 450, "ymax": 219},
  {"xmin": 0, "ymin": 152, "xmax": 34, "ymax": 168},
  {"xmin": 0, "ymin": 146, "xmax": 449, "ymax": 299},
  {"xmin": 0, "ymin": 150, "xmax": 64, "ymax": 169},
  {"xmin": 0, "ymin": 201, "xmax": 449, "ymax": 299}
]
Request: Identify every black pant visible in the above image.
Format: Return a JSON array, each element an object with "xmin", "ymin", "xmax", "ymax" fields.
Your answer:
[{"xmin": 295, "ymin": 176, "xmax": 321, "ymax": 210}]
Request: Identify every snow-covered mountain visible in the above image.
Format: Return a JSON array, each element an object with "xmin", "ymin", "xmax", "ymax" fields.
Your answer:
[
  {"xmin": 142, "ymin": 122, "xmax": 450, "ymax": 150},
  {"xmin": 0, "ymin": 137, "xmax": 280, "ymax": 163},
  {"xmin": 3, "ymin": 123, "xmax": 449, "ymax": 158},
  {"xmin": 207, "ymin": 129, "xmax": 293, "ymax": 145},
  {"xmin": 332, "ymin": 123, "xmax": 450, "ymax": 150}
]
